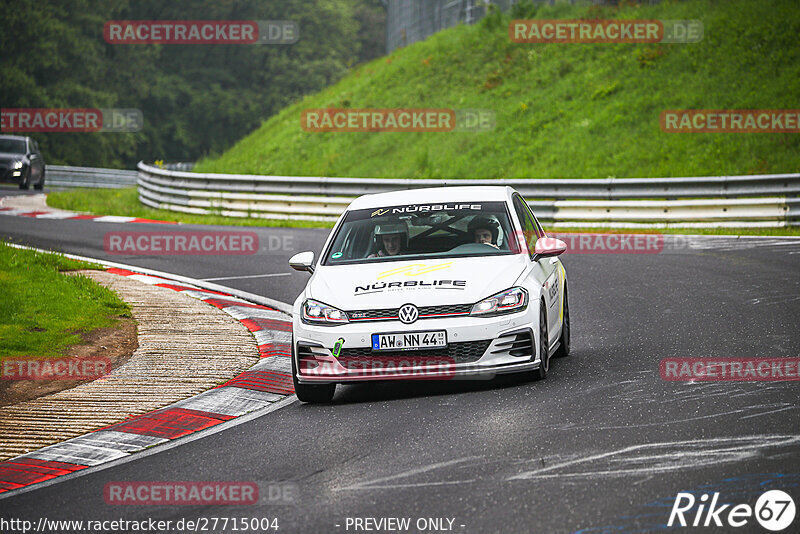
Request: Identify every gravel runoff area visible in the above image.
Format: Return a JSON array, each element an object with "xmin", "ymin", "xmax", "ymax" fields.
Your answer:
[{"xmin": 0, "ymin": 270, "xmax": 261, "ymax": 461}]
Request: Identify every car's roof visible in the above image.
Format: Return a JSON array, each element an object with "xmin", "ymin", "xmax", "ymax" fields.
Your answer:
[
  {"xmin": 348, "ymin": 186, "xmax": 514, "ymax": 210},
  {"xmin": 0, "ymin": 135, "xmax": 29, "ymax": 141}
]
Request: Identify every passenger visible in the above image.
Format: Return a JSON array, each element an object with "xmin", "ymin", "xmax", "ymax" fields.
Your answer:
[
  {"xmin": 368, "ymin": 223, "xmax": 408, "ymax": 258},
  {"xmin": 468, "ymin": 216, "xmax": 500, "ymax": 249}
]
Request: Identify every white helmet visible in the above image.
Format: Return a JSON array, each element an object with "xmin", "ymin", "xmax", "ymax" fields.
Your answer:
[{"xmin": 373, "ymin": 222, "xmax": 408, "ymax": 250}]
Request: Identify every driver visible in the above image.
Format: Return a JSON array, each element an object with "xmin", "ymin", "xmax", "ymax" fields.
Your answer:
[
  {"xmin": 368, "ymin": 223, "xmax": 408, "ymax": 258},
  {"xmin": 468, "ymin": 216, "xmax": 500, "ymax": 249}
]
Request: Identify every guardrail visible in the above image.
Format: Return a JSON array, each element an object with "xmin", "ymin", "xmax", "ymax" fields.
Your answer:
[
  {"xmin": 137, "ymin": 163, "xmax": 800, "ymax": 199},
  {"xmin": 48, "ymin": 165, "xmax": 137, "ymax": 189},
  {"xmin": 137, "ymin": 162, "xmax": 800, "ymax": 227}
]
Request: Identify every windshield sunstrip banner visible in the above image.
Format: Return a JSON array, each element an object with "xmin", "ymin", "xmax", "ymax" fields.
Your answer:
[{"xmin": 343, "ymin": 202, "xmax": 506, "ymax": 222}]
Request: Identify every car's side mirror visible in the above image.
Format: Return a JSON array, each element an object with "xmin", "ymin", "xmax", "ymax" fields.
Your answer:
[
  {"xmin": 533, "ymin": 237, "xmax": 567, "ymax": 259},
  {"xmin": 289, "ymin": 251, "xmax": 315, "ymax": 273}
]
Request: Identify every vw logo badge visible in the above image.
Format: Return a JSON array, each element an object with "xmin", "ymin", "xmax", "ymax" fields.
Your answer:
[{"xmin": 398, "ymin": 304, "xmax": 419, "ymax": 324}]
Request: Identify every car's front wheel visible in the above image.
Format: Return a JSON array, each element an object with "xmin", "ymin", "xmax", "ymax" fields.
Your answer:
[
  {"xmin": 532, "ymin": 301, "xmax": 549, "ymax": 380},
  {"xmin": 554, "ymin": 285, "xmax": 570, "ymax": 358},
  {"xmin": 291, "ymin": 338, "xmax": 336, "ymax": 403},
  {"xmin": 18, "ymin": 168, "xmax": 30, "ymax": 190},
  {"xmin": 34, "ymin": 169, "xmax": 45, "ymax": 190}
]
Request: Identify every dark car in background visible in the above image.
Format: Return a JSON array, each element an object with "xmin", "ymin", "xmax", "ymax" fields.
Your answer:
[{"xmin": 0, "ymin": 135, "xmax": 46, "ymax": 190}]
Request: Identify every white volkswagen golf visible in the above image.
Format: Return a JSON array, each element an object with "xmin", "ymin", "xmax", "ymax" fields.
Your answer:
[{"xmin": 288, "ymin": 186, "xmax": 569, "ymax": 403}]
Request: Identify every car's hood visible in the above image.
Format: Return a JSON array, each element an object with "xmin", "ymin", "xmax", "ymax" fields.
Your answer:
[
  {"xmin": 307, "ymin": 255, "xmax": 529, "ymax": 310},
  {"xmin": 0, "ymin": 152, "xmax": 25, "ymax": 161}
]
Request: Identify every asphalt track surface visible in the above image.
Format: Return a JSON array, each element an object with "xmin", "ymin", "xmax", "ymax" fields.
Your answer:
[{"xmin": 2, "ymin": 188, "xmax": 800, "ymax": 533}]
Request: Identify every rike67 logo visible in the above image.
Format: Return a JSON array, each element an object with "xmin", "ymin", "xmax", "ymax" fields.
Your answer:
[{"xmin": 668, "ymin": 490, "xmax": 796, "ymax": 531}]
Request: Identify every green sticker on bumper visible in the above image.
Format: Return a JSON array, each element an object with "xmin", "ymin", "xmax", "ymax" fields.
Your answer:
[{"xmin": 332, "ymin": 337, "xmax": 344, "ymax": 358}]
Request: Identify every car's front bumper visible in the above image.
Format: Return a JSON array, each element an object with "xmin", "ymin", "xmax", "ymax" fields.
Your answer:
[
  {"xmin": 0, "ymin": 166, "xmax": 24, "ymax": 184},
  {"xmin": 293, "ymin": 309, "xmax": 540, "ymax": 384}
]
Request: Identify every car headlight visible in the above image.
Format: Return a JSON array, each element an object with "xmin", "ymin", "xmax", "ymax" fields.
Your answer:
[
  {"xmin": 470, "ymin": 287, "xmax": 528, "ymax": 316},
  {"xmin": 302, "ymin": 299, "xmax": 349, "ymax": 325},
  {"xmin": 13, "ymin": 160, "xmax": 24, "ymax": 169}
]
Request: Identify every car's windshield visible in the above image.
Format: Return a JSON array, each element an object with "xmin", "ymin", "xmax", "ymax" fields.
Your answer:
[
  {"xmin": 0, "ymin": 138, "xmax": 26, "ymax": 154},
  {"xmin": 323, "ymin": 201, "xmax": 520, "ymax": 264}
]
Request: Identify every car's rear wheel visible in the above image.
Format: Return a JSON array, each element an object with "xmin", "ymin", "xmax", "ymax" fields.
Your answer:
[
  {"xmin": 18, "ymin": 168, "xmax": 30, "ymax": 190},
  {"xmin": 291, "ymin": 337, "xmax": 336, "ymax": 403},
  {"xmin": 532, "ymin": 301, "xmax": 549, "ymax": 380},
  {"xmin": 554, "ymin": 285, "xmax": 570, "ymax": 358}
]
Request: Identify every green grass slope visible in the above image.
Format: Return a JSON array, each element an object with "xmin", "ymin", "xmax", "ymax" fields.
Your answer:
[
  {"xmin": 195, "ymin": 0, "xmax": 800, "ymax": 179},
  {"xmin": 0, "ymin": 242, "xmax": 131, "ymax": 359}
]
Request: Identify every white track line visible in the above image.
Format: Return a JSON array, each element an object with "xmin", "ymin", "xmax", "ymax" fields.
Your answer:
[{"xmin": 202, "ymin": 273, "xmax": 292, "ymax": 281}]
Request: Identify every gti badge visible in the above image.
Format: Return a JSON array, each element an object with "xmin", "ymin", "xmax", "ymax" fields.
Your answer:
[{"xmin": 398, "ymin": 304, "xmax": 419, "ymax": 324}]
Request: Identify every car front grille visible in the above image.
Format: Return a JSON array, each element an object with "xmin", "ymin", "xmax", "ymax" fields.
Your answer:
[
  {"xmin": 347, "ymin": 303, "xmax": 472, "ymax": 322},
  {"xmin": 338, "ymin": 339, "xmax": 491, "ymax": 365}
]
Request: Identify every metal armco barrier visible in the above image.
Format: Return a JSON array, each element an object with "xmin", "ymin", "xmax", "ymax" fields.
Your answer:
[
  {"xmin": 48, "ymin": 165, "xmax": 137, "ymax": 189},
  {"xmin": 137, "ymin": 162, "xmax": 800, "ymax": 199},
  {"xmin": 136, "ymin": 162, "xmax": 799, "ymax": 226}
]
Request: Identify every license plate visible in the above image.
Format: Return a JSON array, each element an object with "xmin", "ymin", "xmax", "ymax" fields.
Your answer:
[{"xmin": 371, "ymin": 331, "xmax": 447, "ymax": 352}]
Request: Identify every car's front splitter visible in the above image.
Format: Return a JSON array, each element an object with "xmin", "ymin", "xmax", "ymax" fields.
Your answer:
[{"xmin": 295, "ymin": 354, "xmax": 541, "ymax": 384}]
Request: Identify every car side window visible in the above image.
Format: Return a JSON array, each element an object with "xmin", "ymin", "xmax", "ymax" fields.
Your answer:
[
  {"xmin": 513, "ymin": 195, "xmax": 539, "ymax": 258},
  {"xmin": 524, "ymin": 201, "xmax": 545, "ymax": 238}
]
